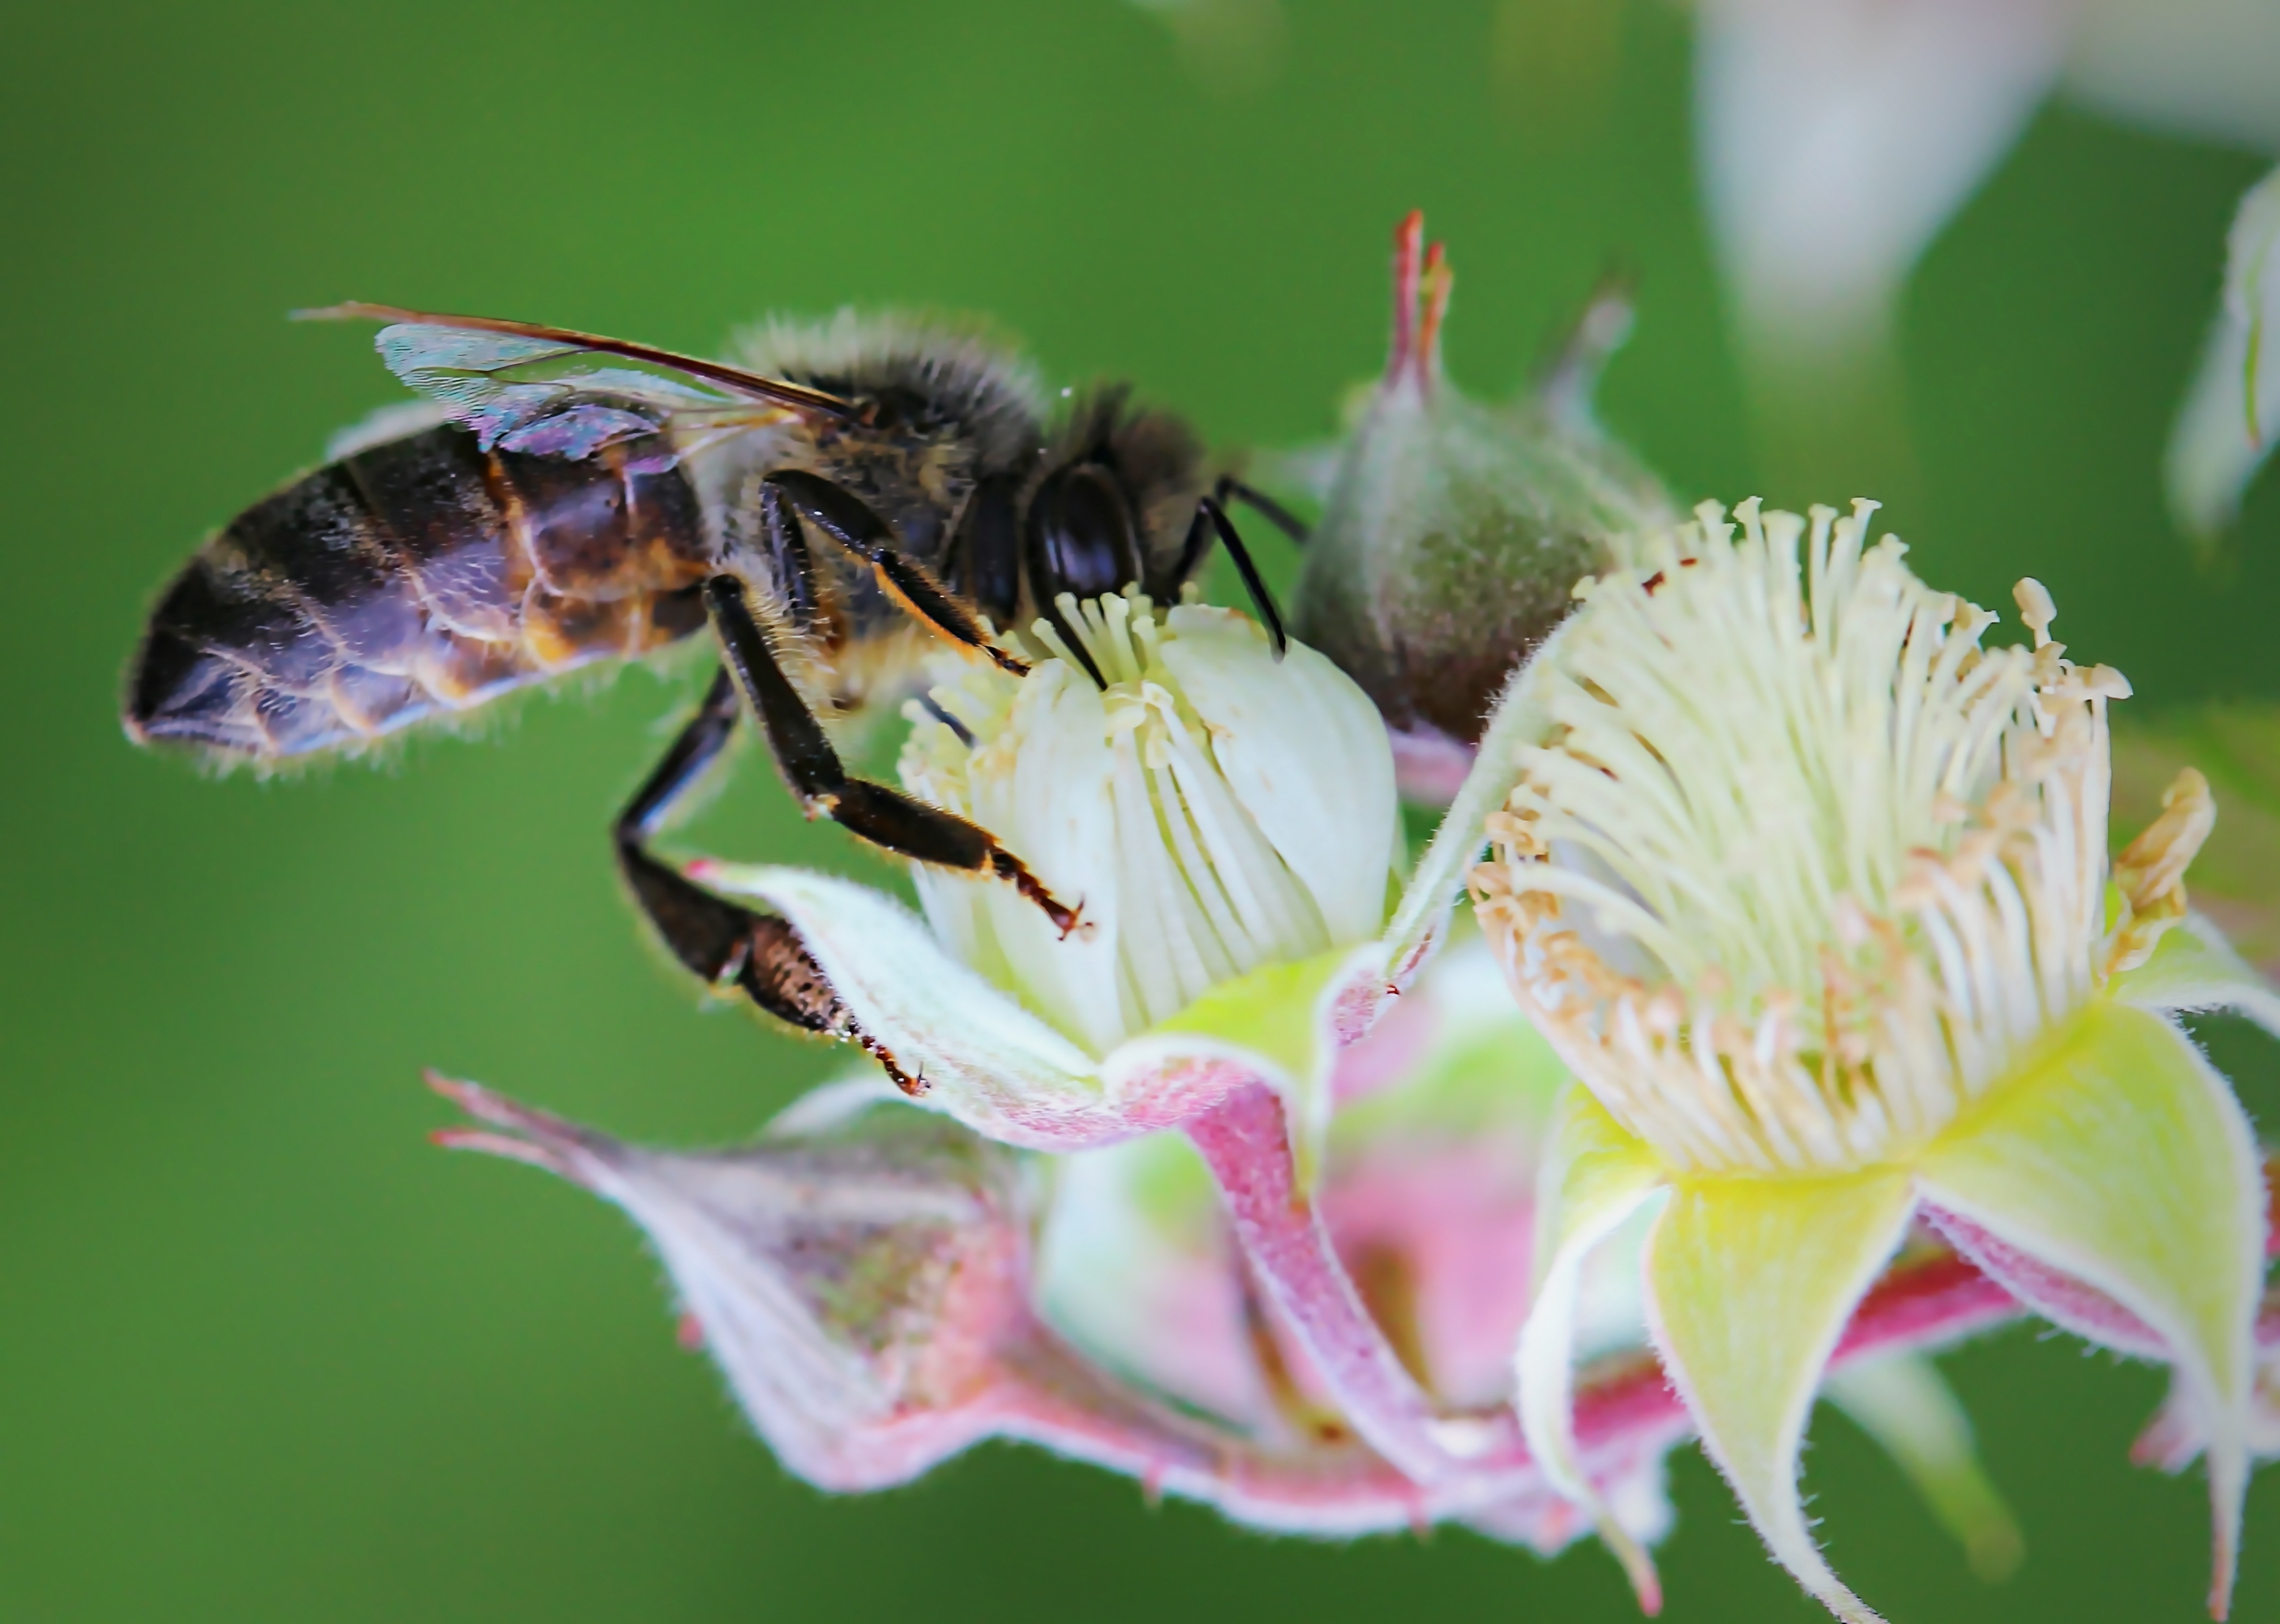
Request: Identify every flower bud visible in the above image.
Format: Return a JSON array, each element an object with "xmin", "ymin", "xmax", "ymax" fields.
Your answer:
[
  {"xmin": 431, "ymin": 1073, "xmax": 1032, "ymax": 1490},
  {"xmin": 1291, "ymin": 213, "xmax": 1675, "ymax": 791}
]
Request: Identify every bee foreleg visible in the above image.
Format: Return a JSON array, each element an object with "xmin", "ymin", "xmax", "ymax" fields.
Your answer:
[
  {"xmin": 1181, "ymin": 496, "xmax": 1290, "ymax": 660},
  {"xmin": 763, "ymin": 470, "xmax": 1028, "ymax": 676},
  {"xmin": 704, "ymin": 576, "xmax": 1083, "ymax": 938}
]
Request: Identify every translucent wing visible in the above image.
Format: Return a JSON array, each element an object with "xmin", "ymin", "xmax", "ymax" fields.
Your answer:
[{"xmin": 298, "ymin": 303, "xmax": 855, "ymax": 458}]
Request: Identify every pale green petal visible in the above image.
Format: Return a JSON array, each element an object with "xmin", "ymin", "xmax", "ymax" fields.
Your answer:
[
  {"xmin": 2112, "ymin": 910, "xmax": 2280, "ymax": 1042},
  {"xmin": 1514, "ymin": 1083, "xmax": 1667, "ymax": 1609},
  {"xmin": 1157, "ymin": 605, "xmax": 1400, "ymax": 948},
  {"xmin": 690, "ymin": 865, "xmax": 1114, "ymax": 1147},
  {"xmin": 1824, "ymin": 1352, "xmax": 2024, "ymax": 1582},
  {"xmin": 1915, "ymin": 1000, "xmax": 2265, "ymax": 1616},
  {"xmin": 1645, "ymin": 1168, "xmax": 1917, "ymax": 1624}
]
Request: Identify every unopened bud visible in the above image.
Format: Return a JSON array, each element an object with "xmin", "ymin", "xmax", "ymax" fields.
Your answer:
[
  {"xmin": 1291, "ymin": 213, "xmax": 1676, "ymax": 786},
  {"xmin": 431, "ymin": 1073, "xmax": 1031, "ymax": 1491}
]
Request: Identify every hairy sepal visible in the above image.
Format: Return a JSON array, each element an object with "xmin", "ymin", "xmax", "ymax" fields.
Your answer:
[
  {"xmin": 1915, "ymin": 1000, "xmax": 2267, "ymax": 1618},
  {"xmin": 2112, "ymin": 911, "xmax": 2280, "ymax": 1041},
  {"xmin": 1644, "ymin": 1168, "xmax": 1918, "ymax": 1624},
  {"xmin": 1515, "ymin": 1082, "xmax": 1669, "ymax": 1609}
]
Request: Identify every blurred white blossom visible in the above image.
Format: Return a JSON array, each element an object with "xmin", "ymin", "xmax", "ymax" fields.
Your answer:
[
  {"xmin": 2169, "ymin": 166, "xmax": 2280, "ymax": 540},
  {"xmin": 1692, "ymin": 0, "xmax": 2280, "ymax": 527}
]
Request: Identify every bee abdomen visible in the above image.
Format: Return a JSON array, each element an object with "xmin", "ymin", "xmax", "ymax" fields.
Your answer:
[{"xmin": 127, "ymin": 424, "xmax": 712, "ymax": 760}]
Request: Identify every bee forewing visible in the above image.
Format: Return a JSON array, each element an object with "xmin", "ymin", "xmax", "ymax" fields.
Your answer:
[{"xmin": 300, "ymin": 303, "xmax": 856, "ymax": 456}]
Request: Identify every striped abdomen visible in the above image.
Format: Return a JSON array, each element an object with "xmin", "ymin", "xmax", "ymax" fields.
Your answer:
[{"xmin": 127, "ymin": 423, "xmax": 713, "ymax": 759}]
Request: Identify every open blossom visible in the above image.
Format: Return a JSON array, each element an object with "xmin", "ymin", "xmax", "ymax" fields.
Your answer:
[
  {"xmin": 682, "ymin": 589, "xmax": 1435, "ymax": 1156},
  {"xmin": 1472, "ymin": 497, "xmax": 2274, "ymax": 1621},
  {"xmin": 677, "ymin": 588, "xmax": 1536, "ymax": 1488},
  {"xmin": 434, "ymin": 933, "xmax": 2038, "ymax": 1559}
]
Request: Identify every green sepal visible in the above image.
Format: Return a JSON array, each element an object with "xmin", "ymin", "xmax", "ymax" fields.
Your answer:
[
  {"xmin": 2111, "ymin": 911, "xmax": 2280, "ymax": 1040},
  {"xmin": 1645, "ymin": 1167, "xmax": 1917, "ymax": 1624},
  {"xmin": 1514, "ymin": 1083, "xmax": 1668, "ymax": 1609},
  {"xmin": 1916, "ymin": 1000, "xmax": 2266, "ymax": 1617}
]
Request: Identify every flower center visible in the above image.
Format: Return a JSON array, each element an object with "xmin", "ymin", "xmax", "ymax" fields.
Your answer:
[
  {"xmin": 1472, "ymin": 499, "xmax": 2152, "ymax": 1173},
  {"xmin": 902, "ymin": 589, "xmax": 1399, "ymax": 1055}
]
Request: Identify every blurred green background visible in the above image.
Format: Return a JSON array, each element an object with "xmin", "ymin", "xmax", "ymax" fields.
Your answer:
[{"xmin": 4, "ymin": 1, "xmax": 2278, "ymax": 1619}]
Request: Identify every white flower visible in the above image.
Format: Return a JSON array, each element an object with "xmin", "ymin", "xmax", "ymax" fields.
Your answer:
[
  {"xmin": 898, "ymin": 590, "xmax": 1400, "ymax": 1057},
  {"xmin": 1693, "ymin": 0, "xmax": 2280, "ymax": 370},
  {"xmin": 1470, "ymin": 498, "xmax": 2273, "ymax": 1621},
  {"xmin": 682, "ymin": 590, "xmax": 1526, "ymax": 1487},
  {"xmin": 685, "ymin": 589, "xmax": 1427, "ymax": 1156}
]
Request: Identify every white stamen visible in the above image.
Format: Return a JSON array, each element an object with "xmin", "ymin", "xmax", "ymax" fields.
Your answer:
[
  {"xmin": 1474, "ymin": 500, "xmax": 2200, "ymax": 1174},
  {"xmin": 900, "ymin": 590, "xmax": 1398, "ymax": 1053}
]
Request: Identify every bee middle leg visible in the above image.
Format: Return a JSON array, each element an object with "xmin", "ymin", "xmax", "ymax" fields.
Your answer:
[
  {"xmin": 702, "ymin": 574, "xmax": 1083, "ymax": 937},
  {"xmin": 763, "ymin": 468, "xmax": 1028, "ymax": 676},
  {"xmin": 1215, "ymin": 475, "xmax": 1310, "ymax": 545},
  {"xmin": 610, "ymin": 668, "xmax": 922, "ymax": 1090}
]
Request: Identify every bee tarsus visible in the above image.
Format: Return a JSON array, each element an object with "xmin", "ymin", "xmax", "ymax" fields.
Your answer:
[{"xmin": 609, "ymin": 665, "xmax": 862, "ymax": 1037}]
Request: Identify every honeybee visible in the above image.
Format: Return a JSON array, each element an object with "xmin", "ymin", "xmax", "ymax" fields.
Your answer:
[{"xmin": 125, "ymin": 305, "xmax": 1301, "ymax": 1065}]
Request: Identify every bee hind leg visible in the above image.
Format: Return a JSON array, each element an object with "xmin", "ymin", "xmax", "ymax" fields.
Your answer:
[
  {"xmin": 609, "ymin": 667, "xmax": 925, "ymax": 1093},
  {"xmin": 612, "ymin": 666, "xmax": 758, "ymax": 987},
  {"xmin": 702, "ymin": 574, "xmax": 1082, "ymax": 938}
]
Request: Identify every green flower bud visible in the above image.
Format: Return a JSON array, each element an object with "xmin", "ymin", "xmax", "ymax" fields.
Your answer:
[{"xmin": 1291, "ymin": 213, "xmax": 1676, "ymax": 793}]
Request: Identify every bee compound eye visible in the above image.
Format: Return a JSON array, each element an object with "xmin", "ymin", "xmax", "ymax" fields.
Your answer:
[{"xmin": 1030, "ymin": 462, "xmax": 1142, "ymax": 602}]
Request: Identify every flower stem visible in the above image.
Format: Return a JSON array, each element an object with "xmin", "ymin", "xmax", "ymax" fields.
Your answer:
[{"xmin": 1186, "ymin": 1082, "xmax": 1477, "ymax": 1486}]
